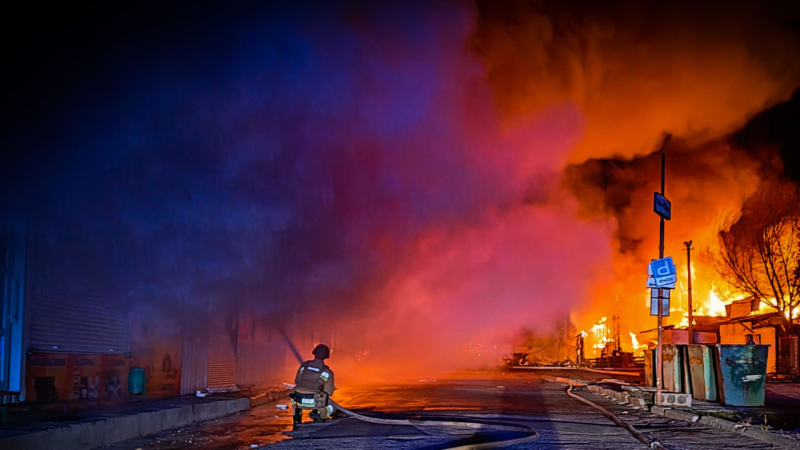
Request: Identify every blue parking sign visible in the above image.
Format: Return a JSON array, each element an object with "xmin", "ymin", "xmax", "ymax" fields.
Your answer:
[{"xmin": 649, "ymin": 257, "xmax": 676, "ymax": 287}]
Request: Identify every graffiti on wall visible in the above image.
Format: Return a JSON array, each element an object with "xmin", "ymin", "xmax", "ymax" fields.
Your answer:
[
  {"xmin": 104, "ymin": 375, "xmax": 122, "ymax": 401},
  {"xmin": 129, "ymin": 302, "xmax": 183, "ymax": 398},
  {"xmin": 26, "ymin": 353, "xmax": 129, "ymax": 406},
  {"xmin": 129, "ymin": 343, "xmax": 182, "ymax": 398}
]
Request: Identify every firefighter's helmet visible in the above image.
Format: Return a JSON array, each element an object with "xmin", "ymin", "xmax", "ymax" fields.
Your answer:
[{"xmin": 312, "ymin": 344, "xmax": 331, "ymax": 360}]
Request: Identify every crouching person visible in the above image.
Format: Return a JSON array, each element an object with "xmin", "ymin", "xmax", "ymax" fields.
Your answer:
[{"xmin": 290, "ymin": 344, "xmax": 335, "ymax": 425}]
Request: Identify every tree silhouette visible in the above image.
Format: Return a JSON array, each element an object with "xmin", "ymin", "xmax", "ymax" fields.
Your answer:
[{"xmin": 713, "ymin": 182, "xmax": 800, "ymax": 333}]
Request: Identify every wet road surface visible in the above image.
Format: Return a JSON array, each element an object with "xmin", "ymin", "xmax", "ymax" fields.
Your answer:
[{"xmin": 102, "ymin": 371, "xmax": 785, "ymax": 449}]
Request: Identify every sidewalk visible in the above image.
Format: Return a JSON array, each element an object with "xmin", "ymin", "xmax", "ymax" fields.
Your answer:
[
  {"xmin": 564, "ymin": 377, "xmax": 800, "ymax": 449},
  {"xmin": 0, "ymin": 386, "xmax": 288, "ymax": 450},
  {"xmin": 687, "ymin": 382, "xmax": 800, "ymax": 435}
]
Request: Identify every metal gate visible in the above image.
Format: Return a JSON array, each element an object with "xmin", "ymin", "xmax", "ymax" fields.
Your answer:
[
  {"xmin": 28, "ymin": 241, "xmax": 129, "ymax": 355},
  {"xmin": 207, "ymin": 334, "xmax": 236, "ymax": 389},
  {"xmin": 180, "ymin": 330, "xmax": 209, "ymax": 395},
  {"xmin": 29, "ymin": 286, "xmax": 129, "ymax": 354}
]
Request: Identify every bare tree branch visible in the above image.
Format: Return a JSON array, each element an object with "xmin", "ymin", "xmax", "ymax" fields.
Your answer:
[{"xmin": 712, "ymin": 182, "xmax": 800, "ymax": 333}]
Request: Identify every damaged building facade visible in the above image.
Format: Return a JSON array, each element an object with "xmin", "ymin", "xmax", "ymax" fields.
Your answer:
[{"xmin": 0, "ymin": 216, "xmax": 291, "ymax": 407}]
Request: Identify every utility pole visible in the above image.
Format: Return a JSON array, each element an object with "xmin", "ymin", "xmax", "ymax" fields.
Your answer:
[{"xmin": 684, "ymin": 241, "xmax": 694, "ymax": 344}]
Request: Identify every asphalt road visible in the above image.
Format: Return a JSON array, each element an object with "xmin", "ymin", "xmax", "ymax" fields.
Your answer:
[{"xmin": 101, "ymin": 371, "xmax": 784, "ymax": 450}]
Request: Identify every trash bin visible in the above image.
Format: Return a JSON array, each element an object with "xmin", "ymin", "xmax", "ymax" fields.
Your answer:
[
  {"xmin": 715, "ymin": 344, "xmax": 769, "ymax": 406},
  {"xmin": 687, "ymin": 344, "xmax": 717, "ymax": 401},
  {"xmin": 128, "ymin": 367, "xmax": 146, "ymax": 401},
  {"xmin": 662, "ymin": 345, "xmax": 683, "ymax": 392}
]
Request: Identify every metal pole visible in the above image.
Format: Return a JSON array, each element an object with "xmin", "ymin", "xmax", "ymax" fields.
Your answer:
[
  {"xmin": 685, "ymin": 241, "xmax": 694, "ymax": 344},
  {"xmin": 656, "ymin": 152, "xmax": 665, "ymax": 404}
]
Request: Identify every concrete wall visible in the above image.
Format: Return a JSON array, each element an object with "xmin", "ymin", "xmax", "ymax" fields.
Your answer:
[{"xmin": 2, "ymin": 397, "xmax": 252, "ymax": 450}]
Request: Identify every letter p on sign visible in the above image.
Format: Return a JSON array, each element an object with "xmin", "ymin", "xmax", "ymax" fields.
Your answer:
[{"xmin": 650, "ymin": 257, "xmax": 677, "ymax": 287}]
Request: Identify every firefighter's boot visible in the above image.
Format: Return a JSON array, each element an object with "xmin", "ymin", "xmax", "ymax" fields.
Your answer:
[
  {"xmin": 309, "ymin": 410, "xmax": 324, "ymax": 423},
  {"xmin": 292, "ymin": 408, "xmax": 302, "ymax": 426}
]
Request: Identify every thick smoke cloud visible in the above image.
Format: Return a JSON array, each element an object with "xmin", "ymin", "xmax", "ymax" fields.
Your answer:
[
  {"xmin": 473, "ymin": 0, "xmax": 800, "ymax": 347},
  {"xmin": 3, "ymin": 1, "xmax": 799, "ymax": 375},
  {"xmin": 3, "ymin": 2, "xmax": 614, "ymax": 378},
  {"xmin": 473, "ymin": 0, "xmax": 800, "ymax": 161}
]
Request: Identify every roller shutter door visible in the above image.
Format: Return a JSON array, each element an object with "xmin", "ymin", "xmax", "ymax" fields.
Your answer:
[{"xmin": 207, "ymin": 334, "xmax": 236, "ymax": 388}]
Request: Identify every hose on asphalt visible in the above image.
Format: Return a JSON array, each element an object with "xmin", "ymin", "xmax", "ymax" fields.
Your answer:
[
  {"xmin": 278, "ymin": 328, "xmax": 539, "ymax": 449},
  {"xmin": 565, "ymin": 385, "xmax": 667, "ymax": 450}
]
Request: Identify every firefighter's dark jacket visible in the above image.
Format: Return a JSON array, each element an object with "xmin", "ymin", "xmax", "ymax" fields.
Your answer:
[{"xmin": 293, "ymin": 359, "xmax": 335, "ymax": 396}]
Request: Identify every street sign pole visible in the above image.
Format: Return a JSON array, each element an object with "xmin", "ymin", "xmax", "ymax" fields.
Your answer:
[{"xmin": 655, "ymin": 138, "xmax": 669, "ymax": 404}]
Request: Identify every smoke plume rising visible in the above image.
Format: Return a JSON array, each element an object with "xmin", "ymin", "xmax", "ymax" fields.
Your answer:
[{"xmin": 3, "ymin": 1, "xmax": 800, "ymax": 378}]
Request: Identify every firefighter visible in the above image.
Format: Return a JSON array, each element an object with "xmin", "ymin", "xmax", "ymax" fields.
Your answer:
[{"xmin": 290, "ymin": 344, "xmax": 336, "ymax": 424}]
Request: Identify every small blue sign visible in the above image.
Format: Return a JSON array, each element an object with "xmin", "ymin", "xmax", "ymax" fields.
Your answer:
[
  {"xmin": 654, "ymin": 192, "xmax": 671, "ymax": 220},
  {"xmin": 649, "ymin": 257, "xmax": 677, "ymax": 288}
]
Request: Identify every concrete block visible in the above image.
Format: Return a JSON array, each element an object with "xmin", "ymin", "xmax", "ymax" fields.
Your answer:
[
  {"xmin": 1, "ymin": 398, "xmax": 260, "ymax": 450},
  {"xmin": 101, "ymin": 414, "xmax": 141, "ymax": 445},
  {"xmin": 4, "ymin": 429, "xmax": 54, "ymax": 450},
  {"xmin": 47, "ymin": 427, "xmax": 77, "ymax": 450},
  {"xmin": 656, "ymin": 392, "xmax": 692, "ymax": 408},
  {"xmin": 193, "ymin": 401, "xmax": 229, "ymax": 422},
  {"xmin": 137, "ymin": 410, "xmax": 162, "ymax": 436},
  {"xmin": 160, "ymin": 405, "xmax": 194, "ymax": 430},
  {"xmin": 698, "ymin": 415, "xmax": 739, "ymax": 433},
  {"xmin": 635, "ymin": 391, "xmax": 655, "ymax": 404},
  {"xmin": 192, "ymin": 399, "xmax": 250, "ymax": 422},
  {"xmin": 64, "ymin": 421, "xmax": 102, "ymax": 450},
  {"xmin": 613, "ymin": 391, "xmax": 629, "ymax": 403},
  {"xmin": 628, "ymin": 396, "xmax": 647, "ymax": 407},
  {"xmin": 588, "ymin": 385, "xmax": 599, "ymax": 392},
  {"xmin": 651, "ymin": 405, "xmax": 670, "ymax": 416},
  {"xmin": 228, "ymin": 398, "xmax": 250, "ymax": 414},
  {"xmin": 664, "ymin": 409, "xmax": 699, "ymax": 423}
]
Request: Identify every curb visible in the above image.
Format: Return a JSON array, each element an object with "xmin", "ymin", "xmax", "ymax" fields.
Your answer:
[
  {"xmin": 628, "ymin": 396, "xmax": 647, "ymax": 408},
  {"xmin": 652, "ymin": 408, "xmax": 800, "ymax": 449},
  {"xmin": 660, "ymin": 407, "xmax": 699, "ymax": 423},
  {"xmin": 546, "ymin": 376, "xmax": 800, "ymax": 450},
  {"xmin": 0, "ymin": 388, "xmax": 287, "ymax": 450},
  {"xmin": 250, "ymin": 388, "xmax": 289, "ymax": 408}
]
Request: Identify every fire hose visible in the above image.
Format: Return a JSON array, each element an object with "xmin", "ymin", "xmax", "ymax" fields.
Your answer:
[
  {"xmin": 565, "ymin": 385, "xmax": 667, "ymax": 450},
  {"xmin": 279, "ymin": 329, "xmax": 539, "ymax": 449}
]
